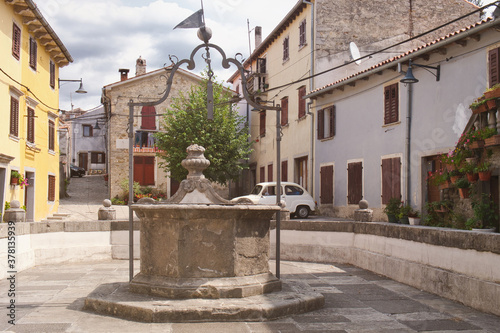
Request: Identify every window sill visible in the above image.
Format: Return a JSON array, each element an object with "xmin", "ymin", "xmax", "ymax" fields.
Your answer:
[
  {"xmin": 9, "ymin": 134, "xmax": 20, "ymax": 142},
  {"xmin": 297, "ymin": 115, "xmax": 307, "ymax": 122},
  {"xmin": 319, "ymin": 136, "xmax": 334, "ymax": 142},
  {"xmin": 282, "ymin": 58, "xmax": 290, "ymax": 65},
  {"xmin": 382, "ymin": 121, "xmax": 401, "ymax": 128},
  {"xmin": 298, "ymin": 43, "xmax": 308, "ymax": 51},
  {"xmin": 26, "ymin": 142, "xmax": 41, "ymax": 152},
  {"xmin": 48, "ymin": 149, "xmax": 56, "ymax": 156},
  {"xmin": 280, "ymin": 123, "xmax": 289, "ymax": 129}
]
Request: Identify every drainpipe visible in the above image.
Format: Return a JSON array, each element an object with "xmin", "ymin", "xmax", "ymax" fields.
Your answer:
[
  {"xmin": 405, "ymin": 83, "xmax": 413, "ymax": 205},
  {"xmin": 303, "ymin": 0, "xmax": 315, "ymax": 196}
]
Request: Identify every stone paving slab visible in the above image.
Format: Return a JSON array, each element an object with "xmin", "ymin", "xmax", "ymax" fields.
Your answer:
[{"xmin": 1, "ymin": 259, "xmax": 500, "ymax": 332}]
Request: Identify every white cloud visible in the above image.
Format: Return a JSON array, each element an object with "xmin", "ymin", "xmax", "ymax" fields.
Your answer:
[{"xmin": 36, "ymin": 0, "xmax": 294, "ymax": 110}]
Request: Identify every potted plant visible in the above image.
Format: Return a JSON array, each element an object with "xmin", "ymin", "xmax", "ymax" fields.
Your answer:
[
  {"xmin": 466, "ymin": 193, "xmax": 498, "ymax": 232},
  {"xmin": 408, "ymin": 210, "xmax": 421, "ymax": 225},
  {"xmin": 384, "ymin": 197, "xmax": 401, "ymax": 223},
  {"xmin": 484, "ymin": 83, "xmax": 500, "ymax": 99},
  {"xmin": 449, "ymin": 169, "xmax": 461, "ymax": 184},
  {"xmin": 469, "ymin": 98, "xmax": 488, "ymax": 114},
  {"xmin": 398, "ymin": 203, "xmax": 413, "ymax": 224},
  {"xmin": 460, "ymin": 161, "xmax": 478, "ymax": 182},
  {"xmin": 427, "ymin": 169, "xmax": 450, "ymax": 189},
  {"xmin": 10, "ymin": 170, "xmax": 23, "ymax": 186},
  {"xmin": 455, "ymin": 177, "xmax": 471, "ymax": 199}
]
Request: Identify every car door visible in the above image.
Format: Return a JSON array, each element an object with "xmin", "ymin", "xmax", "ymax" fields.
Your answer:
[{"xmin": 284, "ymin": 185, "xmax": 304, "ymax": 213}]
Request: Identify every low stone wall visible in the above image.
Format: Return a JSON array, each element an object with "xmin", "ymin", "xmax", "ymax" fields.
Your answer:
[
  {"xmin": 270, "ymin": 221, "xmax": 500, "ymax": 317},
  {"xmin": 1, "ymin": 219, "xmax": 499, "ymax": 316}
]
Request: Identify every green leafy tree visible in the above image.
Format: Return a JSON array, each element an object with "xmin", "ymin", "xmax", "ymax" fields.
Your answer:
[{"xmin": 155, "ymin": 73, "xmax": 252, "ymax": 185}]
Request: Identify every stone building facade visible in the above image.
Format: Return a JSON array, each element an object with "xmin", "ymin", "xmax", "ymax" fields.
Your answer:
[{"xmin": 102, "ymin": 58, "xmax": 203, "ymax": 200}]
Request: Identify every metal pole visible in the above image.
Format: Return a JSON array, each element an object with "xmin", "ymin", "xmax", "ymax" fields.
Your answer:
[
  {"xmin": 128, "ymin": 101, "xmax": 134, "ymax": 282},
  {"xmin": 275, "ymin": 105, "xmax": 281, "ymax": 279},
  {"xmin": 405, "ymin": 84, "xmax": 413, "ymax": 205}
]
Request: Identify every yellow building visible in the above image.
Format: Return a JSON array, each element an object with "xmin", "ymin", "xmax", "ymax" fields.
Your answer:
[{"xmin": 1, "ymin": 0, "xmax": 72, "ymax": 222}]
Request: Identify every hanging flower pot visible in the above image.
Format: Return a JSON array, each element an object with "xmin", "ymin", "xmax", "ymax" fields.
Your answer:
[
  {"xmin": 486, "ymin": 98, "xmax": 497, "ymax": 110},
  {"xmin": 478, "ymin": 170, "xmax": 492, "ymax": 181},
  {"xmin": 10, "ymin": 177, "xmax": 19, "ymax": 185},
  {"xmin": 466, "ymin": 172, "xmax": 479, "ymax": 182},
  {"xmin": 459, "ymin": 188, "xmax": 470, "ymax": 199},
  {"xmin": 484, "ymin": 85, "xmax": 500, "ymax": 99},
  {"xmin": 450, "ymin": 175, "xmax": 460, "ymax": 184}
]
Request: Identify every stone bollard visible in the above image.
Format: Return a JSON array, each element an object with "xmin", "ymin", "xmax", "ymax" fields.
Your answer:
[
  {"xmin": 3, "ymin": 200, "xmax": 25, "ymax": 223},
  {"xmin": 98, "ymin": 199, "xmax": 116, "ymax": 220},
  {"xmin": 353, "ymin": 200, "xmax": 373, "ymax": 222}
]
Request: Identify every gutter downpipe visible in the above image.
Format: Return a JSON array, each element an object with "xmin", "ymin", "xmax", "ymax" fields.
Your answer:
[
  {"xmin": 303, "ymin": 0, "xmax": 315, "ymax": 197},
  {"xmin": 405, "ymin": 83, "xmax": 413, "ymax": 205}
]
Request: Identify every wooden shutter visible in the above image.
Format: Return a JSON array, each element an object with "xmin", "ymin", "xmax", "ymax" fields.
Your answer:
[
  {"xmin": 133, "ymin": 156, "xmax": 144, "ymax": 184},
  {"xmin": 48, "ymin": 175, "xmax": 56, "ymax": 201},
  {"xmin": 488, "ymin": 48, "xmax": 500, "ymax": 88},
  {"xmin": 27, "ymin": 107, "xmax": 35, "ymax": 143},
  {"xmin": 12, "ymin": 23, "xmax": 21, "ymax": 60},
  {"xmin": 329, "ymin": 106, "xmax": 336, "ymax": 137},
  {"xmin": 320, "ymin": 165, "xmax": 334, "ymax": 204},
  {"xmin": 298, "ymin": 86, "xmax": 306, "ymax": 118},
  {"xmin": 141, "ymin": 106, "xmax": 156, "ymax": 130},
  {"xmin": 259, "ymin": 111, "xmax": 266, "ymax": 136},
  {"xmin": 10, "ymin": 97, "xmax": 19, "ymax": 137},
  {"xmin": 348, "ymin": 162, "xmax": 363, "ymax": 204},
  {"xmin": 29, "ymin": 37, "xmax": 37, "ymax": 70},
  {"xmin": 317, "ymin": 108, "xmax": 324, "ymax": 140},
  {"xmin": 281, "ymin": 97, "xmax": 288, "ymax": 126},
  {"xmin": 50, "ymin": 61, "xmax": 55, "ymax": 88},
  {"xmin": 268, "ymin": 164, "xmax": 273, "ymax": 182},
  {"xmin": 260, "ymin": 166, "xmax": 265, "ymax": 182},
  {"xmin": 281, "ymin": 160, "xmax": 288, "ymax": 181},
  {"xmin": 299, "ymin": 20, "xmax": 306, "ymax": 46},
  {"xmin": 381, "ymin": 157, "xmax": 401, "ymax": 204},
  {"xmin": 144, "ymin": 156, "xmax": 155, "ymax": 185},
  {"xmin": 384, "ymin": 84, "xmax": 398, "ymax": 125},
  {"xmin": 48, "ymin": 120, "xmax": 55, "ymax": 151},
  {"xmin": 283, "ymin": 37, "xmax": 289, "ymax": 61}
]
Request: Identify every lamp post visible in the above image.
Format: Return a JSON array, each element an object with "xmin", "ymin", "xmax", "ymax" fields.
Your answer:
[{"xmin": 59, "ymin": 78, "xmax": 87, "ymax": 110}]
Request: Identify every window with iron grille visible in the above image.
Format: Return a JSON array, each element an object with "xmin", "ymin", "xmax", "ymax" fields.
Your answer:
[
  {"xmin": 283, "ymin": 36, "xmax": 289, "ymax": 61},
  {"xmin": 281, "ymin": 97, "xmax": 288, "ymax": 126},
  {"xmin": 12, "ymin": 23, "xmax": 21, "ymax": 60},
  {"xmin": 298, "ymin": 86, "xmax": 306, "ymax": 118},
  {"xmin": 50, "ymin": 61, "xmax": 56, "ymax": 88},
  {"xmin": 381, "ymin": 157, "xmax": 401, "ymax": 204},
  {"xmin": 27, "ymin": 107, "xmax": 35, "ymax": 143},
  {"xmin": 317, "ymin": 106, "xmax": 335, "ymax": 140},
  {"xmin": 10, "ymin": 97, "xmax": 19, "ymax": 137},
  {"xmin": 259, "ymin": 110, "xmax": 266, "ymax": 136},
  {"xmin": 83, "ymin": 124, "xmax": 93, "ymax": 137},
  {"xmin": 488, "ymin": 47, "xmax": 500, "ymax": 87},
  {"xmin": 29, "ymin": 37, "xmax": 37, "ymax": 70},
  {"xmin": 48, "ymin": 175, "xmax": 56, "ymax": 201},
  {"xmin": 384, "ymin": 83, "xmax": 399, "ymax": 125},
  {"xmin": 48, "ymin": 120, "xmax": 55, "ymax": 151},
  {"xmin": 299, "ymin": 20, "xmax": 306, "ymax": 47}
]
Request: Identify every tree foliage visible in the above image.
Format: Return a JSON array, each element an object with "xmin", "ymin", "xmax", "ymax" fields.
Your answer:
[{"xmin": 155, "ymin": 74, "xmax": 252, "ymax": 184}]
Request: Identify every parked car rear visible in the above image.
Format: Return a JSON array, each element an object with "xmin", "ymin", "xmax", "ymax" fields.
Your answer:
[
  {"xmin": 70, "ymin": 164, "xmax": 85, "ymax": 177},
  {"xmin": 231, "ymin": 182, "xmax": 315, "ymax": 218}
]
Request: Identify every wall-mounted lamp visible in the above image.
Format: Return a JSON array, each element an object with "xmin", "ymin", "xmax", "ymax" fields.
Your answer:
[
  {"xmin": 94, "ymin": 120, "xmax": 101, "ymax": 130},
  {"xmin": 58, "ymin": 78, "xmax": 87, "ymax": 94},
  {"xmin": 400, "ymin": 59, "xmax": 440, "ymax": 84}
]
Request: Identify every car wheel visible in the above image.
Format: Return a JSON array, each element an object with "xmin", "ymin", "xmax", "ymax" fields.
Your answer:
[
  {"xmin": 78, "ymin": 174, "xmax": 83, "ymax": 177},
  {"xmin": 295, "ymin": 206, "xmax": 309, "ymax": 219}
]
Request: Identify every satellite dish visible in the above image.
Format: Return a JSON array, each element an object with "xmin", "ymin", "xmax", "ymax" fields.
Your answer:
[{"xmin": 349, "ymin": 42, "xmax": 362, "ymax": 65}]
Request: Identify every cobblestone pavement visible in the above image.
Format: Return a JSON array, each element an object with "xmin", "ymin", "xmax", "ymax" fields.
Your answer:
[{"xmin": 1, "ymin": 260, "xmax": 500, "ymax": 333}]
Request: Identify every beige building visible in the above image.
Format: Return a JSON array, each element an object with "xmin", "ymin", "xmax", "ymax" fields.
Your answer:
[
  {"xmin": 102, "ymin": 58, "xmax": 203, "ymax": 200},
  {"xmin": 228, "ymin": 0, "xmax": 478, "ymax": 200}
]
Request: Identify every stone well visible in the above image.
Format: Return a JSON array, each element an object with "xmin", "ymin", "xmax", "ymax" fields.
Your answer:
[{"xmin": 84, "ymin": 144, "xmax": 323, "ymax": 322}]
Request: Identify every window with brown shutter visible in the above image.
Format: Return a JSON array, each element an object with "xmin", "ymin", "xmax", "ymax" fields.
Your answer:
[
  {"xmin": 281, "ymin": 160, "xmax": 288, "ymax": 181},
  {"xmin": 298, "ymin": 86, "xmax": 306, "ymax": 118},
  {"xmin": 384, "ymin": 83, "xmax": 399, "ymax": 125},
  {"xmin": 347, "ymin": 162, "xmax": 363, "ymax": 204},
  {"xmin": 259, "ymin": 111, "xmax": 266, "ymax": 136},
  {"xmin": 488, "ymin": 47, "xmax": 500, "ymax": 88},
  {"xmin": 27, "ymin": 107, "xmax": 35, "ymax": 143},
  {"xmin": 259, "ymin": 166, "xmax": 265, "ymax": 182},
  {"xmin": 50, "ymin": 61, "xmax": 55, "ymax": 88},
  {"xmin": 29, "ymin": 37, "xmax": 37, "ymax": 70},
  {"xmin": 381, "ymin": 157, "xmax": 401, "ymax": 204},
  {"xmin": 133, "ymin": 156, "xmax": 155, "ymax": 186},
  {"xmin": 10, "ymin": 97, "xmax": 19, "ymax": 137},
  {"xmin": 12, "ymin": 23, "xmax": 21, "ymax": 60},
  {"xmin": 83, "ymin": 124, "xmax": 93, "ymax": 137},
  {"xmin": 299, "ymin": 20, "xmax": 306, "ymax": 47},
  {"xmin": 91, "ymin": 152, "xmax": 105, "ymax": 163},
  {"xmin": 281, "ymin": 97, "xmax": 288, "ymax": 126},
  {"xmin": 48, "ymin": 120, "xmax": 55, "ymax": 151},
  {"xmin": 268, "ymin": 164, "xmax": 273, "ymax": 182},
  {"xmin": 48, "ymin": 175, "xmax": 56, "ymax": 201},
  {"xmin": 320, "ymin": 165, "xmax": 334, "ymax": 204},
  {"xmin": 317, "ymin": 106, "xmax": 335, "ymax": 140},
  {"xmin": 141, "ymin": 106, "xmax": 156, "ymax": 130},
  {"xmin": 283, "ymin": 36, "xmax": 289, "ymax": 61}
]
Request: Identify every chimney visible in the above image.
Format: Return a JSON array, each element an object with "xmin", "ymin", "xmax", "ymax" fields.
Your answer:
[
  {"xmin": 136, "ymin": 56, "xmax": 146, "ymax": 76},
  {"xmin": 119, "ymin": 68, "xmax": 129, "ymax": 81},
  {"xmin": 255, "ymin": 26, "xmax": 262, "ymax": 48}
]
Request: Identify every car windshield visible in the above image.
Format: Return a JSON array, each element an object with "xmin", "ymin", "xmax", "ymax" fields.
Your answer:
[{"xmin": 250, "ymin": 185, "xmax": 263, "ymax": 195}]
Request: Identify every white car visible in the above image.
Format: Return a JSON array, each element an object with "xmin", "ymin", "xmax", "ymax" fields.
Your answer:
[{"xmin": 231, "ymin": 182, "xmax": 316, "ymax": 218}]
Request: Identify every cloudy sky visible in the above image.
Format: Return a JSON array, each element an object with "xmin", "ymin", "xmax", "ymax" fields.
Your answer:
[{"xmin": 36, "ymin": 0, "xmax": 296, "ymax": 111}]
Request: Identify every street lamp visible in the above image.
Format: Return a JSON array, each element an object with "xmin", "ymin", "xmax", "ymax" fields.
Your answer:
[
  {"xmin": 400, "ymin": 59, "xmax": 440, "ymax": 84},
  {"xmin": 58, "ymin": 78, "xmax": 87, "ymax": 93}
]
